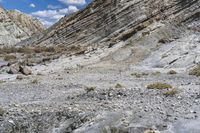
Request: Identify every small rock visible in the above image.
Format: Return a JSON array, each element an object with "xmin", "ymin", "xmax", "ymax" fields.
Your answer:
[
  {"xmin": 8, "ymin": 63, "xmax": 20, "ymax": 74},
  {"xmin": 0, "ymin": 107, "xmax": 5, "ymax": 116},
  {"xmin": 144, "ymin": 129, "xmax": 155, "ymax": 133},
  {"xmin": 8, "ymin": 120, "xmax": 15, "ymax": 125},
  {"xmin": 16, "ymin": 75, "xmax": 24, "ymax": 80},
  {"xmin": 19, "ymin": 66, "xmax": 32, "ymax": 75}
]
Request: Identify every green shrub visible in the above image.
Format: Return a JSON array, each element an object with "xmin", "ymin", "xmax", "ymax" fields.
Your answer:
[
  {"xmin": 85, "ymin": 86, "xmax": 96, "ymax": 93},
  {"xmin": 189, "ymin": 65, "xmax": 200, "ymax": 77},
  {"xmin": 0, "ymin": 80, "xmax": 4, "ymax": 83},
  {"xmin": 163, "ymin": 88, "xmax": 178, "ymax": 96},
  {"xmin": 4, "ymin": 54, "xmax": 16, "ymax": 61},
  {"xmin": 147, "ymin": 82, "xmax": 172, "ymax": 89},
  {"xmin": 115, "ymin": 83, "xmax": 123, "ymax": 88},
  {"xmin": 131, "ymin": 72, "xmax": 148, "ymax": 78},
  {"xmin": 31, "ymin": 79, "xmax": 39, "ymax": 84}
]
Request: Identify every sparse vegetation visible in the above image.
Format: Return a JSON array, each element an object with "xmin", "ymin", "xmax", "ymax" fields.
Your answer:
[
  {"xmin": 85, "ymin": 86, "xmax": 96, "ymax": 93},
  {"xmin": 147, "ymin": 82, "xmax": 172, "ymax": 89},
  {"xmin": 4, "ymin": 54, "xmax": 16, "ymax": 61},
  {"xmin": 163, "ymin": 88, "xmax": 178, "ymax": 96},
  {"xmin": 115, "ymin": 83, "xmax": 123, "ymax": 88},
  {"xmin": 131, "ymin": 72, "xmax": 148, "ymax": 78},
  {"xmin": 0, "ymin": 46, "xmax": 58, "ymax": 54},
  {"xmin": 101, "ymin": 127, "xmax": 128, "ymax": 133},
  {"xmin": 189, "ymin": 65, "xmax": 200, "ymax": 77},
  {"xmin": 151, "ymin": 71, "xmax": 161, "ymax": 76},
  {"xmin": 0, "ymin": 45, "xmax": 86, "ymax": 56},
  {"xmin": 0, "ymin": 80, "xmax": 4, "ymax": 83},
  {"xmin": 31, "ymin": 79, "xmax": 39, "ymax": 84},
  {"xmin": 158, "ymin": 38, "xmax": 171, "ymax": 44},
  {"xmin": 167, "ymin": 70, "xmax": 177, "ymax": 75}
]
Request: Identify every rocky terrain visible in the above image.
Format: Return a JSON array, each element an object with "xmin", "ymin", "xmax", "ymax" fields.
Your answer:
[
  {"xmin": 0, "ymin": 7, "xmax": 44, "ymax": 46},
  {"xmin": 0, "ymin": 0, "xmax": 200, "ymax": 132}
]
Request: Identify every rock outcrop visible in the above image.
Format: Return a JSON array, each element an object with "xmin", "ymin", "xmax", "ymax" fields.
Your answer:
[
  {"xmin": 7, "ymin": 10, "xmax": 44, "ymax": 36},
  {"xmin": 18, "ymin": 0, "xmax": 200, "ymax": 69},
  {"xmin": 20, "ymin": 0, "xmax": 200, "ymax": 48},
  {"xmin": 0, "ymin": 7, "xmax": 44, "ymax": 46}
]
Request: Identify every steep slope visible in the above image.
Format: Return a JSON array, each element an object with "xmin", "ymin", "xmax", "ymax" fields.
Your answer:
[
  {"xmin": 7, "ymin": 10, "xmax": 44, "ymax": 36},
  {"xmin": 0, "ymin": 7, "xmax": 44, "ymax": 46},
  {"xmin": 20, "ymin": 0, "xmax": 199, "ymax": 47},
  {"xmin": 19, "ymin": 0, "xmax": 200, "ymax": 70}
]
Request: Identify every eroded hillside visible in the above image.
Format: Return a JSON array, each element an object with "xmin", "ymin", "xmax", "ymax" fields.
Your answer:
[
  {"xmin": 0, "ymin": 7, "xmax": 44, "ymax": 46},
  {"xmin": 0, "ymin": 0, "xmax": 200, "ymax": 132}
]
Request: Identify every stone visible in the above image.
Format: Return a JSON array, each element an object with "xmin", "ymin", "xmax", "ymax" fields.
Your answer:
[
  {"xmin": 0, "ymin": 107, "xmax": 5, "ymax": 116},
  {"xmin": 16, "ymin": 75, "xmax": 24, "ymax": 80},
  {"xmin": 195, "ymin": 56, "xmax": 200, "ymax": 64},
  {"xmin": 8, "ymin": 63, "xmax": 20, "ymax": 74},
  {"xmin": 19, "ymin": 66, "xmax": 32, "ymax": 75}
]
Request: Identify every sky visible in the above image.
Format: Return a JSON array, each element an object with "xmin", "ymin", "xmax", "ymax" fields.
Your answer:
[{"xmin": 0, "ymin": 0, "xmax": 92, "ymax": 27}]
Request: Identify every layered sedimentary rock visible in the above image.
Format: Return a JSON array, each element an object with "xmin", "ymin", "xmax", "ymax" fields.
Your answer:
[
  {"xmin": 20, "ymin": 0, "xmax": 200, "ymax": 47},
  {"xmin": 7, "ymin": 10, "xmax": 44, "ymax": 36},
  {"xmin": 0, "ymin": 7, "xmax": 44, "ymax": 46}
]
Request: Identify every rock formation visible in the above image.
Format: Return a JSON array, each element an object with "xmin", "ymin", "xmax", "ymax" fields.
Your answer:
[
  {"xmin": 0, "ymin": 0, "xmax": 200, "ymax": 132},
  {"xmin": 0, "ymin": 7, "xmax": 44, "ymax": 46},
  {"xmin": 20, "ymin": 0, "xmax": 199, "ymax": 47}
]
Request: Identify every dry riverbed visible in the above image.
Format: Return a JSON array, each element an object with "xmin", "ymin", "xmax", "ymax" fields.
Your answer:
[{"xmin": 0, "ymin": 62, "xmax": 200, "ymax": 133}]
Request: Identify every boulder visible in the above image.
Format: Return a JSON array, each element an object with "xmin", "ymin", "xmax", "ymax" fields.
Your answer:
[
  {"xmin": 8, "ymin": 63, "xmax": 20, "ymax": 74},
  {"xmin": 19, "ymin": 66, "xmax": 32, "ymax": 75},
  {"xmin": 8, "ymin": 63, "xmax": 32, "ymax": 75}
]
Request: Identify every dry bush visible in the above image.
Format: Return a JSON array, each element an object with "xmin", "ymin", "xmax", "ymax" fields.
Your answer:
[
  {"xmin": 167, "ymin": 70, "xmax": 177, "ymax": 75},
  {"xmin": 85, "ymin": 86, "xmax": 96, "ymax": 93},
  {"xmin": 115, "ymin": 83, "xmax": 123, "ymax": 88},
  {"xmin": 151, "ymin": 71, "xmax": 161, "ymax": 76},
  {"xmin": 31, "ymin": 79, "xmax": 39, "ymax": 84},
  {"xmin": 189, "ymin": 65, "xmax": 200, "ymax": 77},
  {"xmin": 147, "ymin": 82, "xmax": 172, "ymax": 89},
  {"xmin": 131, "ymin": 72, "xmax": 148, "ymax": 78},
  {"xmin": 4, "ymin": 54, "xmax": 17, "ymax": 61},
  {"xmin": 163, "ymin": 88, "xmax": 178, "ymax": 96}
]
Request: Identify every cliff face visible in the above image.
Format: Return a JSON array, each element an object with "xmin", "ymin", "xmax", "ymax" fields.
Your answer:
[
  {"xmin": 19, "ymin": 0, "xmax": 200, "ymax": 47},
  {"xmin": 0, "ymin": 7, "xmax": 44, "ymax": 46},
  {"xmin": 7, "ymin": 10, "xmax": 44, "ymax": 36}
]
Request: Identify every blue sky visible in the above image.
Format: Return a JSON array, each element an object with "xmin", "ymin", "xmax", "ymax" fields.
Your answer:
[{"xmin": 0, "ymin": 0, "xmax": 92, "ymax": 27}]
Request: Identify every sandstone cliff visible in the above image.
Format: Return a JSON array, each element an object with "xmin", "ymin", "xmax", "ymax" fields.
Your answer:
[{"xmin": 0, "ymin": 7, "xmax": 44, "ymax": 46}]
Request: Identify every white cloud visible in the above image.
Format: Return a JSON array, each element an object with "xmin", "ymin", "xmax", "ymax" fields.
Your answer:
[
  {"xmin": 31, "ymin": 10, "xmax": 58, "ymax": 18},
  {"xmin": 59, "ymin": 6, "xmax": 78, "ymax": 14},
  {"xmin": 29, "ymin": 3, "xmax": 36, "ymax": 8},
  {"xmin": 47, "ymin": 4, "xmax": 62, "ymax": 9},
  {"xmin": 38, "ymin": 18, "xmax": 54, "ymax": 27},
  {"xmin": 31, "ymin": 6, "xmax": 79, "ymax": 27},
  {"xmin": 58, "ymin": 0, "xmax": 86, "ymax": 5}
]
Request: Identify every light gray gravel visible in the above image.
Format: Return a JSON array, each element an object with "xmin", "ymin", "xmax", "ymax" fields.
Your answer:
[{"xmin": 0, "ymin": 64, "xmax": 200, "ymax": 133}]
